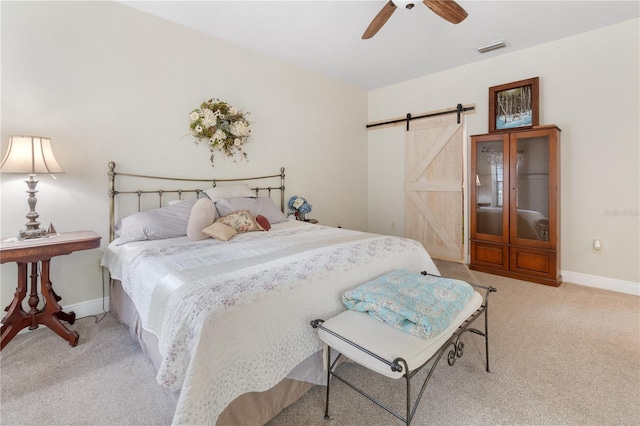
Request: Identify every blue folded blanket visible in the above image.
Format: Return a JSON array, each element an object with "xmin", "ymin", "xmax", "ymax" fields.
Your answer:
[{"xmin": 342, "ymin": 269, "xmax": 474, "ymax": 339}]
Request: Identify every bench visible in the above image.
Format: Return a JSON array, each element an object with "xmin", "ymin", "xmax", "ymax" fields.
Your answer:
[{"xmin": 310, "ymin": 271, "xmax": 496, "ymax": 425}]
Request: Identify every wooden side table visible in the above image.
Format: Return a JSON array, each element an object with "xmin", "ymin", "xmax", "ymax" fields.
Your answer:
[{"xmin": 0, "ymin": 231, "xmax": 101, "ymax": 350}]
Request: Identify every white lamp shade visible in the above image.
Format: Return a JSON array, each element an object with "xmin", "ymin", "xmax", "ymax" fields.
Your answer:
[{"xmin": 0, "ymin": 136, "xmax": 65, "ymax": 174}]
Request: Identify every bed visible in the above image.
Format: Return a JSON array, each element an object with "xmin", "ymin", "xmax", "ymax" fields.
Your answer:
[{"xmin": 101, "ymin": 162, "xmax": 440, "ymax": 425}]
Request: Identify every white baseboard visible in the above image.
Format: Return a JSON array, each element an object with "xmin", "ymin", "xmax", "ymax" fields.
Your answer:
[
  {"xmin": 15, "ymin": 297, "xmax": 110, "ymax": 336},
  {"xmin": 65, "ymin": 296, "xmax": 110, "ymax": 318},
  {"xmin": 561, "ymin": 270, "xmax": 639, "ymax": 296}
]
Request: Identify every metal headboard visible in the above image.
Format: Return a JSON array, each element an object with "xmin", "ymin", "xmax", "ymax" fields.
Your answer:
[{"xmin": 107, "ymin": 161, "xmax": 285, "ymax": 242}]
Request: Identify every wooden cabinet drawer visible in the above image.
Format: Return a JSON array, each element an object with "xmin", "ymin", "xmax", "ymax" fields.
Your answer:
[
  {"xmin": 470, "ymin": 241, "xmax": 508, "ymax": 271},
  {"xmin": 510, "ymin": 246, "xmax": 557, "ymax": 279}
]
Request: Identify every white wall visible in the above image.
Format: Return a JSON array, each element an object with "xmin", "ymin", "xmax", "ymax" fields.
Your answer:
[
  {"xmin": 368, "ymin": 19, "xmax": 640, "ymax": 286},
  {"xmin": 1, "ymin": 1, "xmax": 368, "ymax": 309}
]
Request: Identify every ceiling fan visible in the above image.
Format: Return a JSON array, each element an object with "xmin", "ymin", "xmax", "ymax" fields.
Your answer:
[{"xmin": 362, "ymin": 0, "xmax": 468, "ymax": 39}]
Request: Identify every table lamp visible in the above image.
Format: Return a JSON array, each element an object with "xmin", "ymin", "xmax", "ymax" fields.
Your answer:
[{"xmin": 1, "ymin": 136, "xmax": 65, "ymax": 239}]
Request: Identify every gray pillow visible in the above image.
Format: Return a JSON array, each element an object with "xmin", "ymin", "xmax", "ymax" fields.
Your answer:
[
  {"xmin": 215, "ymin": 197, "xmax": 287, "ymax": 224},
  {"xmin": 116, "ymin": 199, "xmax": 196, "ymax": 244}
]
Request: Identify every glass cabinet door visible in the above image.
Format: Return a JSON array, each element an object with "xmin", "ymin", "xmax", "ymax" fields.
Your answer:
[
  {"xmin": 471, "ymin": 134, "xmax": 509, "ymax": 241},
  {"xmin": 510, "ymin": 129, "xmax": 556, "ymax": 246}
]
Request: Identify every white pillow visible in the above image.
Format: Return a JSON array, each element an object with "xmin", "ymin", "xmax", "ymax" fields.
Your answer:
[
  {"xmin": 116, "ymin": 199, "xmax": 196, "ymax": 244},
  {"xmin": 202, "ymin": 222, "xmax": 237, "ymax": 241},
  {"xmin": 187, "ymin": 198, "xmax": 218, "ymax": 241},
  {"xmin": 203, "ymin": 184, "xmax": 255, "ymax": 203},
  {"xmin": 215, "ymin": 197, "xmax": 287, "ymax": 224}
]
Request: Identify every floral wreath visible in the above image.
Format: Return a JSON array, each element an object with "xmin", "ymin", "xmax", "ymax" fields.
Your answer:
[{"xmin": 189, "ymin": 98, "xmax": 251, "ymax": 166}]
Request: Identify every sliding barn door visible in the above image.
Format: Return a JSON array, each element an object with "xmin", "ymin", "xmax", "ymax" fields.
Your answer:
[{"xmin": 405, "ymin": 114, "xmax": 464, "ymax": 262}]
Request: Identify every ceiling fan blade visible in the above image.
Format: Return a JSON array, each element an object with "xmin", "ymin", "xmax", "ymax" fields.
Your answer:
[
  {"xmin": 362, "ymin": 1, "xmax": 397, "ymax": 39},
  {"xmin": 423, "ymin": 0, "xmax": 468, "ymax": 24}
]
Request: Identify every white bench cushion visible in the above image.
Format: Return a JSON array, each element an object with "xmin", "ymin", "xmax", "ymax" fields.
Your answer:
[{"xmin": 318, "ymin": 291, "xmax": 483, "ymax": 379}]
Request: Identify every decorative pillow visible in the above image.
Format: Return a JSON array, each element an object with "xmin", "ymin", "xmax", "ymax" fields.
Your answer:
[
  {"xmin": 187, "ymin": 198, "xmax": 218, "ymax": 241},
  {"xmin": 216, "ymin": 210, "xmax": 263, "ymax": 233},
  {"xmin": 204, "ymin": 184, "xmax": 255, "ymax": 203},
  {"xmin": 215, "ymin": 197, "xmax": 287, "ymax": 224},
  {"xmin": 255, "ymin": 215, "xmax": 271, "ymax": 231},
  {"xmin": 202, "ymin": 222, "xmax": 237, "ymax": 242},
  {"xmin": 116, "ymin": 199, "xmax": 196, "ymax": 244}
]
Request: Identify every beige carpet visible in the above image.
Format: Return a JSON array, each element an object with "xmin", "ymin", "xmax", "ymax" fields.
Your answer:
[{"xmin": 1, "ymin": 260, "xmax": 639, "ymax": 425}]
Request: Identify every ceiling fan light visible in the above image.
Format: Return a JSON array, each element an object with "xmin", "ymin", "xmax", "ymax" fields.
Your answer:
[
  {"xmin": 393, "ymin": 1, "xmax": 415, "ymax": 10},
  {"xmin": 476, "ymin": 39, "xmax": 508, "ymax": 53}
]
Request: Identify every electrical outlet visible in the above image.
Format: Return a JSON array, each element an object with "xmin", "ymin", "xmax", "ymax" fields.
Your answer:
[{"xmin": 593, "ymin": 239, "xmax": 602, "ymax": 254}]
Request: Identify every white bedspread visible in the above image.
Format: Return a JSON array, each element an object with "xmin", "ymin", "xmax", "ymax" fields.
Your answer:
[{"xmin": 102, "ymin": 221, "xmax": 438, "ymax": 425}]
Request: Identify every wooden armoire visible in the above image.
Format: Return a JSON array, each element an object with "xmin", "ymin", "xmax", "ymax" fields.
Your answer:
[{"xmin": 469, "ymin": 125, "xmax": 561, "ymax": 286}]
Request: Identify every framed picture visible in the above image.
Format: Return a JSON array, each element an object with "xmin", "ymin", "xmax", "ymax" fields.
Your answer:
[{"xmin": 489, "ymin": 77, "xmax": 539, "ymax": 133}]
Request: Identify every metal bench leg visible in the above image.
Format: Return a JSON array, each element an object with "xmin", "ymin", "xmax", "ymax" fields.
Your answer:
[
  {"xmin": 484, "ymin": 306, "xmax": 491, "ymax": 373},
  {"xmin": 482, "ymin": 287, "xmax": 496, "ymax": 373},
  {"xmin": 405, "ymin": 373, "xmax": 411, "ymax": 426},
  {"xmin": 324, "ymin": 346, "xmax": 331, "ymax": 420}
]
